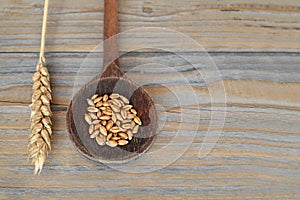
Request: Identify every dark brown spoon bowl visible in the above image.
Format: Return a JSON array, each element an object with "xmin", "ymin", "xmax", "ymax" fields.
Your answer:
[{"xmin": 67, "ymin": 65, "xmax": 157, "ymax": 163}]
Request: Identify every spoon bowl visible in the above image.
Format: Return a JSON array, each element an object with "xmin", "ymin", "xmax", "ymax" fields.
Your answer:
[{"xmin": 67, "ymin": 64, "xmax": 157, "ymax": 163}]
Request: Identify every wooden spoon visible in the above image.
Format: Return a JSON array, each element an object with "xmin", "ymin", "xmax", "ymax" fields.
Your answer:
[{"xmin": 66, "ymin": 0, "xmax": 157, "ymax": 163}]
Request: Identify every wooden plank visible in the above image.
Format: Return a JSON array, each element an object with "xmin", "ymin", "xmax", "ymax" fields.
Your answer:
[
  {"xmin": 1, "ymin": 186, "xmax": 298, "ymax": 200},
  {"xmin": 1, "ymin": 52, "xmax": 299, "ymax": 108},
  {"xmin": 0, "ymin": 0, "xmax": 299, "ymax": 52},
  {"xmin": 1, "ymin": 127, "xmax": 300, "ymax": 162},
  {"xmin": 1, "ymin": 103, "xmax": 300, "ymax": 134},
  {"xmin": 0, "ymin": 128, "xmax": 299, "ymax": 198}
]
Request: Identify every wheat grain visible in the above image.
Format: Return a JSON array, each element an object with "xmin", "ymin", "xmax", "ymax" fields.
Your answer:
[
  {"xmin": 127, "ymin": 114, "xmax": 135, "ymax": 119},
  {"xmin": 119, "ymin": 95, "xmax": 129, "ymax": 104},
  {"xmin": 90, "ymin": 130, "xmax": 100, "ymax": 138},
  {"xmin": 112, "ymin": 136, "xmax": 121, "ymax": 140},
  {"xmin": 93, "ymin": 96, "xmax": 102, "ymax": 103},
  {"xmin": 89, "ymin": 113, "xmax": 98, "ymax": 120},
  {"xmin": 116, "ymin": 113, "xmax": 123, "ymax": 121},
  {"xmin": 99, "ymin": 125, "xmax": 107, "ymax": 136},
  {"xmin": 122, "ymin": 105, "xmax": 132, "ymax": 111},
  {"xmin": 91, "ymin": 94, "xmax": 98, "ymax": 100},
  {"xmin": 103, "ymin": 110, "xmax": 112, "ymax": 116},
  {"xmin": 97, "ymin": 111, "xmax": 102, "ymax": 118},
  {"xmin": 84, "ymin": 114, "xmax": 92, "ymax": 125},
  {"xmin": 119, "ymin": 132, "xmax": 128, "ymax": 139},
  {"xmin": 110, "ymin": 99, "xmax": 122, "ymax": 107},
  {"xmin": 120, "ymin": 109, "xmax": 127, "ymax": 119},
  {"xmin": 100, "ymin": 115, "xmax": 110, "ymax": 121},
  {"xmin": 99, "ymin": 106, "xmax": 107, "ymax": 111},
  {"xmin": 101, "ymin": 120, "xmax": 107, "ymax": 126},
  {"xmin": 103, "ymin": 94, "xmax": 109, "ymax": 102},
  {"xmin": 107, "ymin": 133, "xmax": 113, "ymax": 140},
  {"xmin": 130, "ymin": 108, "xmax": 137, "ymax": 115},
  {"xmin": 87, "ymin": 107, "xmax": 98, "ymax": 113},
  {"xmin": 111, "ymin": 105, "xmax": 120, "ymax": 112},
  {"xmin": 134, "ymin": 116, "xmax": 142, "ymax": 125},
  {"xmin": 86, "ymin": 99, "xmax": 95, "ymax": 106},
  {"xmin": 96, "ymin": 102, "xmax": 103, "ymax": 107},
  {"xmin": 94, "ymin": 123, "xmax": 101, "ymax": 130},
  {"xmin": 106, "ymin": 120, "xmax": 113, "ymax": 130},
  {"xmin": 127, "ymin": 130, "xmax": 133, "ymax": 140},
  {"xmin": 96, "ymin": 135, "xmax": 106, "ymax": 145},
  {"xmin": 121, "ymin": 123, "xmax": 131, "ymax": 130},
  {"xmin": 132, "ymin": 125, "xmax": 139, "ymax": 134},
  {"xmin": 110, "ymin": 93, "xmax": 119, "ymax": 99},
  {"xmin": 89, "ymin": 125, "xmax": 94, "ymax": 134},
  {"xmin": 111, "ymin": 112, "xmax": 117, "ymax": 123},
  {"xmin": 106, "ymin": 140, "xmax": 118, "ymax": 147},
  {"xmin": 116, "ymin": 121, "xmax": 121, "ymax": 127},
  {"xmin": 92, "ymin": 120, "xmax": 101, "ymax": 125},
  {"xmin": 118, "ymin": 140, "xmax": 128, "ymax": 146},
  {"xmin": 110, "ymin": 126, "xmax": 121, "ymax": 133}
]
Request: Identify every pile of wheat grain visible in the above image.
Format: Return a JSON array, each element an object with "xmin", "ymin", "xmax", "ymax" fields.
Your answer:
[{"xmin": 85, "ymin": 93, "xmax": 141, "ymax": 147}]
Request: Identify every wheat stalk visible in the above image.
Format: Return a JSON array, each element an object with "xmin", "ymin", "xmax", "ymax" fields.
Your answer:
[{"xmin": 28, "ymin": 0, "xmax": 51, "ymax": 175}]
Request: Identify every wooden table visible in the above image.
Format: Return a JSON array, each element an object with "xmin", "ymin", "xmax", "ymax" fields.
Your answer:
[{"xmin": 1, "ymin": 0, "xmax": 299, "ymax": 199}]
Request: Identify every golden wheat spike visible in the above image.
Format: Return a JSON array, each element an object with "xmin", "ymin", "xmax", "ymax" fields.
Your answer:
[{"xmin": 29, "ymin": 0, "xmax": 51, "ymax": 175}]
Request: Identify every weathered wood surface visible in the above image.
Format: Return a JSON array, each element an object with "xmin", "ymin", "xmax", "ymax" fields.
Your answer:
[
  {"xmin": 1, "ymin": 0, "xmax": 300, "ymax": 199},
  {"xmin": 0, "ymin": 0, "xmax": 300, "ymax": 52},
  {"xmin": 0, "ymin": 52, "xmax": 299, "ymax": 199}
]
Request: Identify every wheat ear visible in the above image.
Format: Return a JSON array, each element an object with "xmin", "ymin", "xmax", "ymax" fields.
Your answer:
[{"xmin": 29, "ymin": 0, "xmax": 51, "ymax": 175}]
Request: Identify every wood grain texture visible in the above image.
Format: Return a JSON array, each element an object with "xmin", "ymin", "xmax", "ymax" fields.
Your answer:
[
  {"xmin": 1, "ymin": 0, "xmax": 300, "ymax": 199},
  {"xmin": 0, "ymin": 52, "xmax": 299, "ymax": 199},
  {"xmin": 103, "ymin": 0, "xmax": 119, "ymax": 67},
  {"xmin": 0, "ymin": 0, "xmax": 299, "ymax": 52}
]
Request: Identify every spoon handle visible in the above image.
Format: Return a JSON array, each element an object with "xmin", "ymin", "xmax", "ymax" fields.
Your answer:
[{"xmin": 103, "ymin": 0, "xmax": 119, "ymax": 68}]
